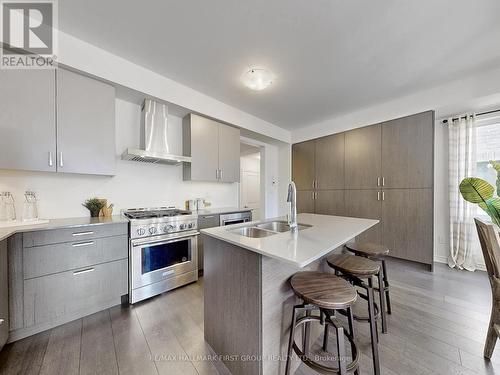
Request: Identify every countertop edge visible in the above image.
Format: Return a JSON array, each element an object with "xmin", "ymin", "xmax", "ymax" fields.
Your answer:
[
  {"xmin": 201, "ymin": 215, "xmax": 379, "ymax": 268},
  {"xmin": 0, "ymin": 216, "xmax": 129, "ymax": 242}
]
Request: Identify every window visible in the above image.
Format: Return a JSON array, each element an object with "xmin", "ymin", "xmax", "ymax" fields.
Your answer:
[{"xmin": 476, "ymin": 120, "xmax": 500, "ymax": 187}]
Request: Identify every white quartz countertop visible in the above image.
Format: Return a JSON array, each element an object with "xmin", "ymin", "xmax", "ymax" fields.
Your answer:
[
  {"xmin": 0, "ymin": 216, "xmax": 129, "ymax": 242},
  {"xmin": 200, "ymin": 213, "xmax": 379, "ymax": 268}
]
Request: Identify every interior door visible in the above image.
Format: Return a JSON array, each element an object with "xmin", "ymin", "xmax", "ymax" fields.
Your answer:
[
  {"xmin": 0, "ymin": 70, "xmax": 56, "ymax": 172},
  {"xmin": 315, "ymin": 190, "xmax": 345, "ymax": 216},
  {"xmin": 381, "ymin": 111, "xmax": 434, "ymax": 188},
  {"xmin": 292, "ymin": 141, "xmax": 315, "ymax": 190},
  {"xmin": 218, "ymin": 124, "xmax": 241, "ymax": 182},
  {"xmin": 297, "ymin": 190, "xmax": 315, "ymax": 214},
  {"xmin": 345, "ymin": 190, "xmax": 382, "ymax": 244},
  {"xmin": 56, "ymin": 69, "xmax": 116, "ymax": 175},
  {"xmin": 315, "ymin": 133, "xmax": 345, "ymax": 190},
  {"xmin": 241, "ymin": 170, "xmax": 261, "ymax": 220},
  {"xmin": 345, "ymin": 124, "xmax": 381, "ymax": 189}
]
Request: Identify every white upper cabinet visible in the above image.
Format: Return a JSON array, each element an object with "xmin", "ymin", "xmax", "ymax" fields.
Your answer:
[
  {"xmin": 0, "ymin": 68, "xmax": 116, "ymax": 176},
  {"xmin": 56, "ymin": 69, "xmax": 116, "ymax": 175},
  {"xmin": 0, "ymin": 70, "xmax": 57, "ymax": 172},
  {"xmin": 183, "ymin": 114, "xmax": 240, "ymax": 183}
]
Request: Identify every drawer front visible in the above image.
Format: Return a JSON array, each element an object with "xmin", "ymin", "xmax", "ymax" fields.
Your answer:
[
  {"xmin": 198, "ymin": 214, "xmax": 220, "ymax": 229},
  {"xmin": 23, "ymin": 235, "xmax": 128, "ymax": 279},
  {"xmin": 24, "ymin": 259, "xmax": 127, "ymax": 327},
  {"xmin": 23, "ymin": 223, "xmax": 128, "ymax": 247}
]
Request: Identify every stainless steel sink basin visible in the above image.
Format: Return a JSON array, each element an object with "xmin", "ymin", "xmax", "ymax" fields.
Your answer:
[
  {"xmin": 230, "ymin": 227, "xmax": 277, "ymax": 238},
  {"xmin": 256, "ymin": 221, "xmax": 312, "ymax": 232}
]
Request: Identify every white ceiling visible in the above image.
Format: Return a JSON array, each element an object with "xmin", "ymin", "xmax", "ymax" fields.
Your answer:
[{"xmin": 59, "ymin": 0, "xmax": 500, "ymax": 130}]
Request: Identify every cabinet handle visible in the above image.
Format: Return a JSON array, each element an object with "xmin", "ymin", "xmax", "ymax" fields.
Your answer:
[
  {"xmin": 0, "ymin": 318, "xmax": 4, "ymax": 325},
  {"xmin": 315, "ymin": 192, "xmax": 318, "ymax": 199},
  {"xmin": 382, "ymin": 191, "xmax": 385, "ymax": 201},
  {"xmin": 48, "ymin": 151, "xmax": 53, "ymax": 167},
  {"xmin": 219, "ymin": 169, "xmax": 223, "ymax": 180},
  {"xmin": 72, "ymin": 241, "xmax": 94, "ymax": 247},
  {"xmin": 216, "ymin": 169, "xmax": 219, "ymax": 179},
  {"xmin": 72, "ymin": 231, "xmax": 94, "ymax": 237},
  {"xmin": 382, "ymin": 177, "xmax": 385, "ymax": 186},
  {"xmin": 202, "ymin": 215, "xmax": 215, "ymax": 219},
  {"xmin": 311, "ymin": 192, "xmax": 315, "ymax": 200},
  {"xmin": 59, "ymin": 151, "xmax": 64, "ymax": 167},
  {"xmin": 377, "ymin": 191, "xmax": 380, "ymax": 201},
  {"xmin": 73, "ymin": 267, "xmax": 95, "ymax": 276},
  {"xmin": 377, "ymin": 177, "xmax": 380, "ymax": 186}
]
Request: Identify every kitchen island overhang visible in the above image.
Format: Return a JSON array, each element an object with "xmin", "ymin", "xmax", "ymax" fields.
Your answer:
[{"xmin": 201, "ymin": 213, "xmax": 378, "ymax": 375}]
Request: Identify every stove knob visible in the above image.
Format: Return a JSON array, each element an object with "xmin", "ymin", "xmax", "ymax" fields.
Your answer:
[
  {"xmin": 163, "ymin": 225, "xmax": 174, "ymax": 232},
  {"xmin": 137, "ymin": 228, "xmax": 146, "ymax": 236},
  {"xmin": 179, "ymin": 223, "xmax": 186, "ymax": 230},
  {"xmin": 149, "ymin": 227, "xmax": 157, "ymax": 235},
  {"xmin": 188, "ymin": 223, "xmax": 194, "ymax": 229}
]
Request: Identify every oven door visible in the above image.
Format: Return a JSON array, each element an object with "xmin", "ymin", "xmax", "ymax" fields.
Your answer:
[{"xmin": 131, "ymin": 231, "xmax": 198, "ymax": 289}]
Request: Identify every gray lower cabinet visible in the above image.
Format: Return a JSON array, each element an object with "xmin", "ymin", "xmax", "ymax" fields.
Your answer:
[
  {"xmin": 57, "ymin": 69, "xmax": 116, "ymax": 175},
  {"xmin": 297, "ymin": 190, "xmax": 315, "ymax": 214},
  {"xmin": 24, "ymin": 259, "xmax": 127, "ymax": 328},
  {"xmin": 0, "ymin": 239, "xmax": 8, "ymax": 350},
  {"xmin": 8, "ymin": 223, "xmax": 128, "ymax": 342},
  {"xmin": 345, "ymin": 190, "xmax": 382, "ymax": 244},
  {"xmin": 381, "ymin": 189, "xmax": 433, "ymax": 264},
  {"xmin": 315, "ymin": 190, "xmax": 345, "ymax": 216},
  {"xmin": 0, "ymin": 69, "xmax": 57, "ymax": 172},
  {"xmin": 197, "ymin": 214, "xmax": 220, "ymax": 272}
]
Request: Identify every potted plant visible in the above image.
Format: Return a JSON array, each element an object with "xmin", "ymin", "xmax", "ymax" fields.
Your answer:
[
  {"xmin": 459, "ymin": 161, "xmax": 500, "ymax": 227},
  {"xmin": 82, "ymin": 198, "xmax": 106, "ymax": 218}
]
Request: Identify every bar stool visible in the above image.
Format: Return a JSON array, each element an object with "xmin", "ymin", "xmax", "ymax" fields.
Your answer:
[
  {"xmin": 326, "ymin": 253, "xmax": 383, "ymax": 375},
  {"xmin": 285, "ymin": 271, "xmax": 360, "ymax": 375},
  {"xmin": 345, "ymin": 242, "xmax": 392, "ymax": 317}
]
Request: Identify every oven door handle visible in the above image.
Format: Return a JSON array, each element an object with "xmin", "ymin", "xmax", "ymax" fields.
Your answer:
[{"xmin": 131, "ymin": 231, "xmax": 199, "ymax": 247}]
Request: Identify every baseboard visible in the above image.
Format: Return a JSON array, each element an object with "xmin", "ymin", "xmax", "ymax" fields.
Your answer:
[{"xmin": 433, "ymin": 255, "xmax": 486, "ymax": 272}]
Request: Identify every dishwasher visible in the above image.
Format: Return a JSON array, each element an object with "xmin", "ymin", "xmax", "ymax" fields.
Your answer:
[{"xmin": 219, "ymin": 211, "xmax": 252, "ymax": 226}]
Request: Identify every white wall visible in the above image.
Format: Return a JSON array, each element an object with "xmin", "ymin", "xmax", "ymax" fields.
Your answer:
[{"xmin": 0, "ymin": 99, "xmax": 238, "ymax": 219}]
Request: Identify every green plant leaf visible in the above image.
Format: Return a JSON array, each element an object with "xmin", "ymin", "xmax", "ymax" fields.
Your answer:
[
  {"xmin": 459, "ymin": 177, "xmax": 494, "ymax": 204},
  {"xmin": 481, "ymin": 197, "xmax": 500, "ymax": 227},
  {"xmin": 490, "ymin": 160, "xmax": 500, "ymax": 196}
]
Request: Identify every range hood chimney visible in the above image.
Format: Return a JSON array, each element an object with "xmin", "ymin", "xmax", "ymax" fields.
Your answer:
[{"xmin": 122, "ymin": 99, "xmax": 191, "ymax": 165}]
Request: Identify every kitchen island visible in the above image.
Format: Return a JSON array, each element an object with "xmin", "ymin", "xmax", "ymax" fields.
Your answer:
[{"xmin": 201, "ymin": 213, "xmax": 378, "ymax": 375}]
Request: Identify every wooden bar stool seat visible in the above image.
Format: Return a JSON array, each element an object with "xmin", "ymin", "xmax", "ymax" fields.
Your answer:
[
  {"xmin": 345, "ymin": 242, "xmax": 392, "ymax": 317},
  {"xmin": 327, "ymin": 253, "xmax": 380, "ymax": 277},
  {"xmin": 285, "ymin": 271, "xmax": 360, "ymax": 375},
  {"xmin": 290, "ymin": 271, "xmax": 358, "ymax": 310},
  {"xmin": 327, "ymin": 253, "xmax": 384, "ymax": 375},
  {"xmin": 345, "ymin": 242, "xmax": 389, "ymax": 258}
]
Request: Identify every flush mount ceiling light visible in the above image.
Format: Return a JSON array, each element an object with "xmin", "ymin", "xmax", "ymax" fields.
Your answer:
[{"xmin": 241, "ymin": 68, "xmax": 275, "ymax": 91}]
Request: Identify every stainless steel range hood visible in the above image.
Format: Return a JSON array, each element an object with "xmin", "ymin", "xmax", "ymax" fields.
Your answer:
[{"xmin": 122, "ymin": 99, "xmax": 191, "ymax": 165}]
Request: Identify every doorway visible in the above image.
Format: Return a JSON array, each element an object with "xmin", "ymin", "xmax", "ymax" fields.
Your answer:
[{"xmin": 240, "ymin": 142, "xmax": 261, "ymax": 220}]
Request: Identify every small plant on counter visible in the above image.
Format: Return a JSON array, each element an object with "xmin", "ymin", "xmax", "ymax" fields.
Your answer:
[
  {"xmin": 82, "ymin": 198, "xmax": 105, "ymax": 218},
  {"xmin": 459, "ymin": 160, "xmax": 500, "ymax": 227}
]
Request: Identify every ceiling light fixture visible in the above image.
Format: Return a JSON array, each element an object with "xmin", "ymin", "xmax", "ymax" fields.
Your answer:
[{"xmin": 241, "ymin": 68, "xmax": 274, "ymax": 91}]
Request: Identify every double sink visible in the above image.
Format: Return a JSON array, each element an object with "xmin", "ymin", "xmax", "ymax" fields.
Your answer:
[{"xmin": 229, "ymin": 221, "xmax": 312, "ymax": 238}]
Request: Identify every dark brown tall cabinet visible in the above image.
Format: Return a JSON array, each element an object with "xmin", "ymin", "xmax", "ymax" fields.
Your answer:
[{"xmin": 293, "ymin": 111, "xmax": 434, "ymax": 268}]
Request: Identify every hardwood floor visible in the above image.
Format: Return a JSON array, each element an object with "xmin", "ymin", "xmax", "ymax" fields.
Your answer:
[{"xmin": 0, "ymin": 259, "xmax": 499, "ymax": 375}]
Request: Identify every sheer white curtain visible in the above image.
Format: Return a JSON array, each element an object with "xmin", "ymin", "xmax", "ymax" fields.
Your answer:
[{"xmin": 448, "ymin": 114, "xmax": 477, "ymax": 271}]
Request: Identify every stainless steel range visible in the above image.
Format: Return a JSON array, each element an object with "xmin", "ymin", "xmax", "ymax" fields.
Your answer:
[{"xmin": 123, "ymin": 207, "xmax": 198, "ymax": 304}]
